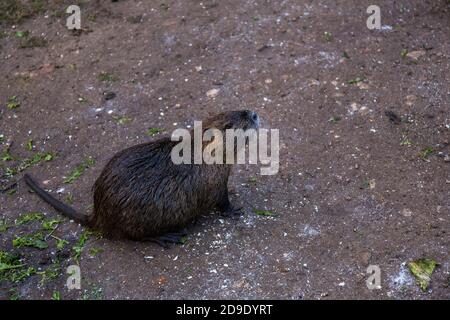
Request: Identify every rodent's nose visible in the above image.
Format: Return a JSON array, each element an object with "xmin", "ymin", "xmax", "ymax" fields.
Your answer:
[{"xmin": 249, "ymin": 111, "xmax": 260, "ymax": 127}]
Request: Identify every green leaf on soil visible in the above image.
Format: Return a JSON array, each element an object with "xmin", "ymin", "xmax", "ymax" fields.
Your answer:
[
  {"xmin": 17, "ymin": 152, "xmax": 55, "ymax": 172},
  {"xmin": 347, "ymin": 77, "xmax": 364, "ymax": 85},
  {"xmin": 0, "ymin": 251, "xmax": 22, "ymax": 272},
  {"xmin": 72, "ymin": 230, "xmax": 93, "ymax": 261},
  {"xmin": 401, "ymin": 49, "xmax": 408, "ymax": 58},
  {"xmin": 64, "ymin": 156, "xmax": 94, "ymax": 184},
  {"xmin": 6, "ymin": 96, "xmax": 20, "ymax": 110},
  {"xmin": 26, "ymin": 139, "xmax": 33, "ymax": 151},
  {"xmin": 248, "ymin": 177, "xmax": 257, "ymax": 183},
  {"xmin": 15, "ymin": 31, "xmax": 29, "ymax": 38},
  {"xmin": 0, "ymin": 250, "xmax": 37, "ymax": 283},
  {"xmin": 42, "ymin": 218, "xmax": 61, "ymax": 231},
  {"xmin": 1, "ymin": 148, "xmax": 13, "ymax": 161},
  {"xmin": 16, "ymin": 212, "xmax": 44, "ymax": 225},
  {"xmin": 112, "ymin": 115, "xmax": 133, "ymax": 125},
  {"xmin": 37, "ymin": 262, "xmax": 61, "ymax": 285},
  {"xmin": 64, "ymin": 164, "xmax": 85, "ymax": 183},
  {"xmin": 408, "ymin": 258, "xmax": 438, "ymax": 291},
  {"xmin": 253, "ymin": 208, "xmax": 277, "ymax": 217},
  {"xmin": 328, "ymin": 116, "xmax": 341, "ymax": 123},
  {"xmin": 53, "ymin": 236, "xmax": 68, "ymax": 250},
  {"xmin": 0, "ymin": 219, "xmax": 9, "ymax": 232},
  {"xmin": 52, "ymin": 291, "xmax": 61, "ymax": 300},
  {"xmin": 400, "ymin": 137, "xmax": 412, "ymax": 146},
  {"xmin": 88, "ymin": 248, "xmax": 103, "ymax": 256},
  {"xmin": 147, "ymin": 127, "xmax": 165, "ymax": 136},
  {"xmin": 419, "ymin": 147, "xmax": 434, "ymax": 160},
  {"xmin": 13, "ymin": 232, "xmax": 48, "ymax": 249}
]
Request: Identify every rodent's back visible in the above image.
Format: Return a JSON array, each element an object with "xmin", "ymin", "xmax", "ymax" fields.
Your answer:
[{"xmin": 92, "ymin": 137, "xmax": 230, "ymax": 239}]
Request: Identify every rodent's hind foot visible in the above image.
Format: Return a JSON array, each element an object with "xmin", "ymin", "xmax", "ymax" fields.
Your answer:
[
  {"xmin": 144, "ymin": 230, "xmax": 188, "ymax": 249},
  {"xmin": 220, "ymin": 205, "xmax": 244, "ymax": 218}
]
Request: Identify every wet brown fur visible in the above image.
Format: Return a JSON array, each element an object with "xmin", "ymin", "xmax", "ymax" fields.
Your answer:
[{"xmin": 25, "ymin": 110, "xmax": 259, "ymax": 240}]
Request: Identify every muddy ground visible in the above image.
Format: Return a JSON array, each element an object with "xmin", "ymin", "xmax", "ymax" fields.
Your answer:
[{"xmin": 0, "ymin": 0, "xmax": 449, "ymax": 300}]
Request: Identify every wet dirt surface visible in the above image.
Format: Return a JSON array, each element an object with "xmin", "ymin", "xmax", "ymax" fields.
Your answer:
[{"xmin": 0, "ymin": 0, "xmax": 449, "ymax": 299}]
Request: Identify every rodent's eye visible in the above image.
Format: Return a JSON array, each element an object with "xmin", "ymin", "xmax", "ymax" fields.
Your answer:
[{"xmin": 224, "ymin": 123, "xmax": 233, "ymax": 130}]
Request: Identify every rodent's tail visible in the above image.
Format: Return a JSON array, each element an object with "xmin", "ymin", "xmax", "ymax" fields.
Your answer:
[{"xmin": 23, "ymin": 174, "xmax": 89, "ymax": 225}]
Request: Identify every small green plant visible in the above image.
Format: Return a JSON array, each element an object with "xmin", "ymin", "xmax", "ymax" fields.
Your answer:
[
  {"xmin": 13, "ymin": 232, "xmax": 48, "ymax": 249},
  {"xmin": 5, "ymin": 167, "xmax": 16, "ymax": 177},
  {"xmin": 401, "ymin": 49, "xmax": 408, "ymax": 58},
  {"xmin": 0, "ymin": 250, "xmax": 37, "ymax": 283},
  {"xmin": 3, "ymin": 151, "xmax": 56, "ymax": 179},
  {"xmin": 1, "ymin": 147, "xmax": 13, "ymax": 161},
  {"xmin": 328, "ymin": 116, "xmax": 341, "ymax": 123},
  {"xmin": 408, "ymin": 258, "xmax": 438, "ymax": 291},
  {"xmin": 253, "ymin": 208, "xmax": 277, "ymax": 217},
  {"xmin": 419, "ymin": 147, "xmax": 434, "ymax": 160},
  {"xmin": 52, "ymin": 291, "xmax": 61, "ymax": 300},
  {"xmin": 45, "ymin": 153, "xmax": 54, "ymax": 161},
  {"xmin": 64, "ymin": 165, "xmax": 85, "ymax": 184},
  {"xmin": 51, "ymin": 235, "xmax": 69, "ymax": 250},
  {"xmin": 17, "ymin": 152, "xmax": 54, "ymax": 170},
  {"xmin": 42, "ymin": 218, "xmax": 61, "ymax": 231},
  {"xmin": 73, "ymin": 230, "xmax": 93, "ymax": 261},
  {"xmin": 26, "ymin": 139, "xmax": 33, "ymax": 151},
  {"xmin": 15, "ymin": 30, "xmax": 29, "ymax": 38},
  {"xmin": 64, "ymin": 156, "xmax": 95, "ymax": 183},
  {"xmin": 400, "ymin": 137, "xmax": 412, "ymax": 146},
  {"xmin": 0, "ymin": 251, "xmax": 22, "ymax": 271},
  {"xmin": 0, "ymin": 219, "xmax": 9, "ymax": 232},
  {"xmin": 85, "ymin": 156, "xmax": 95, "ymax": 167},
  {"xmin": 5, "ymin": 167, "xmax": 17, "ymax": 178},
  {"xmin": 6, "ymin": 96, "xmax": 20, "ymax": 110},
  {"xmin": 112, "ymin": 115, "xmax": 133, "ymax": 125},
  {"xmin": 16, "ymin": 212, "xmax": 44, "ymax": 225},
  {"xmin": 146, "ymin": 128, "xmax": 165, "ymax": 136},
  {"xmin": 87, "ymin": 14, "xmax": 96, "ymax": 22},
  {"xmin": 248, "ymin": 177, "xmax": 257, "ymax": 184},
  {"xmin": 37, "ymin": 262, "xmax": 61, "ymax": 285},
  {"xmin": 88, "ymin": 248, "xmax": 103, "ymax": 256},
  {"xmin": 347, "ymin": 77, "xmax": 364, "ymax": 85},
  {"xmin": 26, "ymin": 152, "xmax": 53, "ymax": 165}
]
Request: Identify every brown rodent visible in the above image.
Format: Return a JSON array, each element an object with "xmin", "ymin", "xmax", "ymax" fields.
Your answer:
[{"xmin": 24, "ymin": 110, "xmax": 260, "ymax": 246}]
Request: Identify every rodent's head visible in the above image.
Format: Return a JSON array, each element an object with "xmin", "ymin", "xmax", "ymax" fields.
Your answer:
[{"xmin": 203, "ymin": 110, "xmax": 260, "ymax": 132}]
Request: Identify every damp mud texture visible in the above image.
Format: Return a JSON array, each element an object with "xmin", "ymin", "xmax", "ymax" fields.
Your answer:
[{"xmin": 0, "ymin": 0, "xmax": 449, "ymax": 299}]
